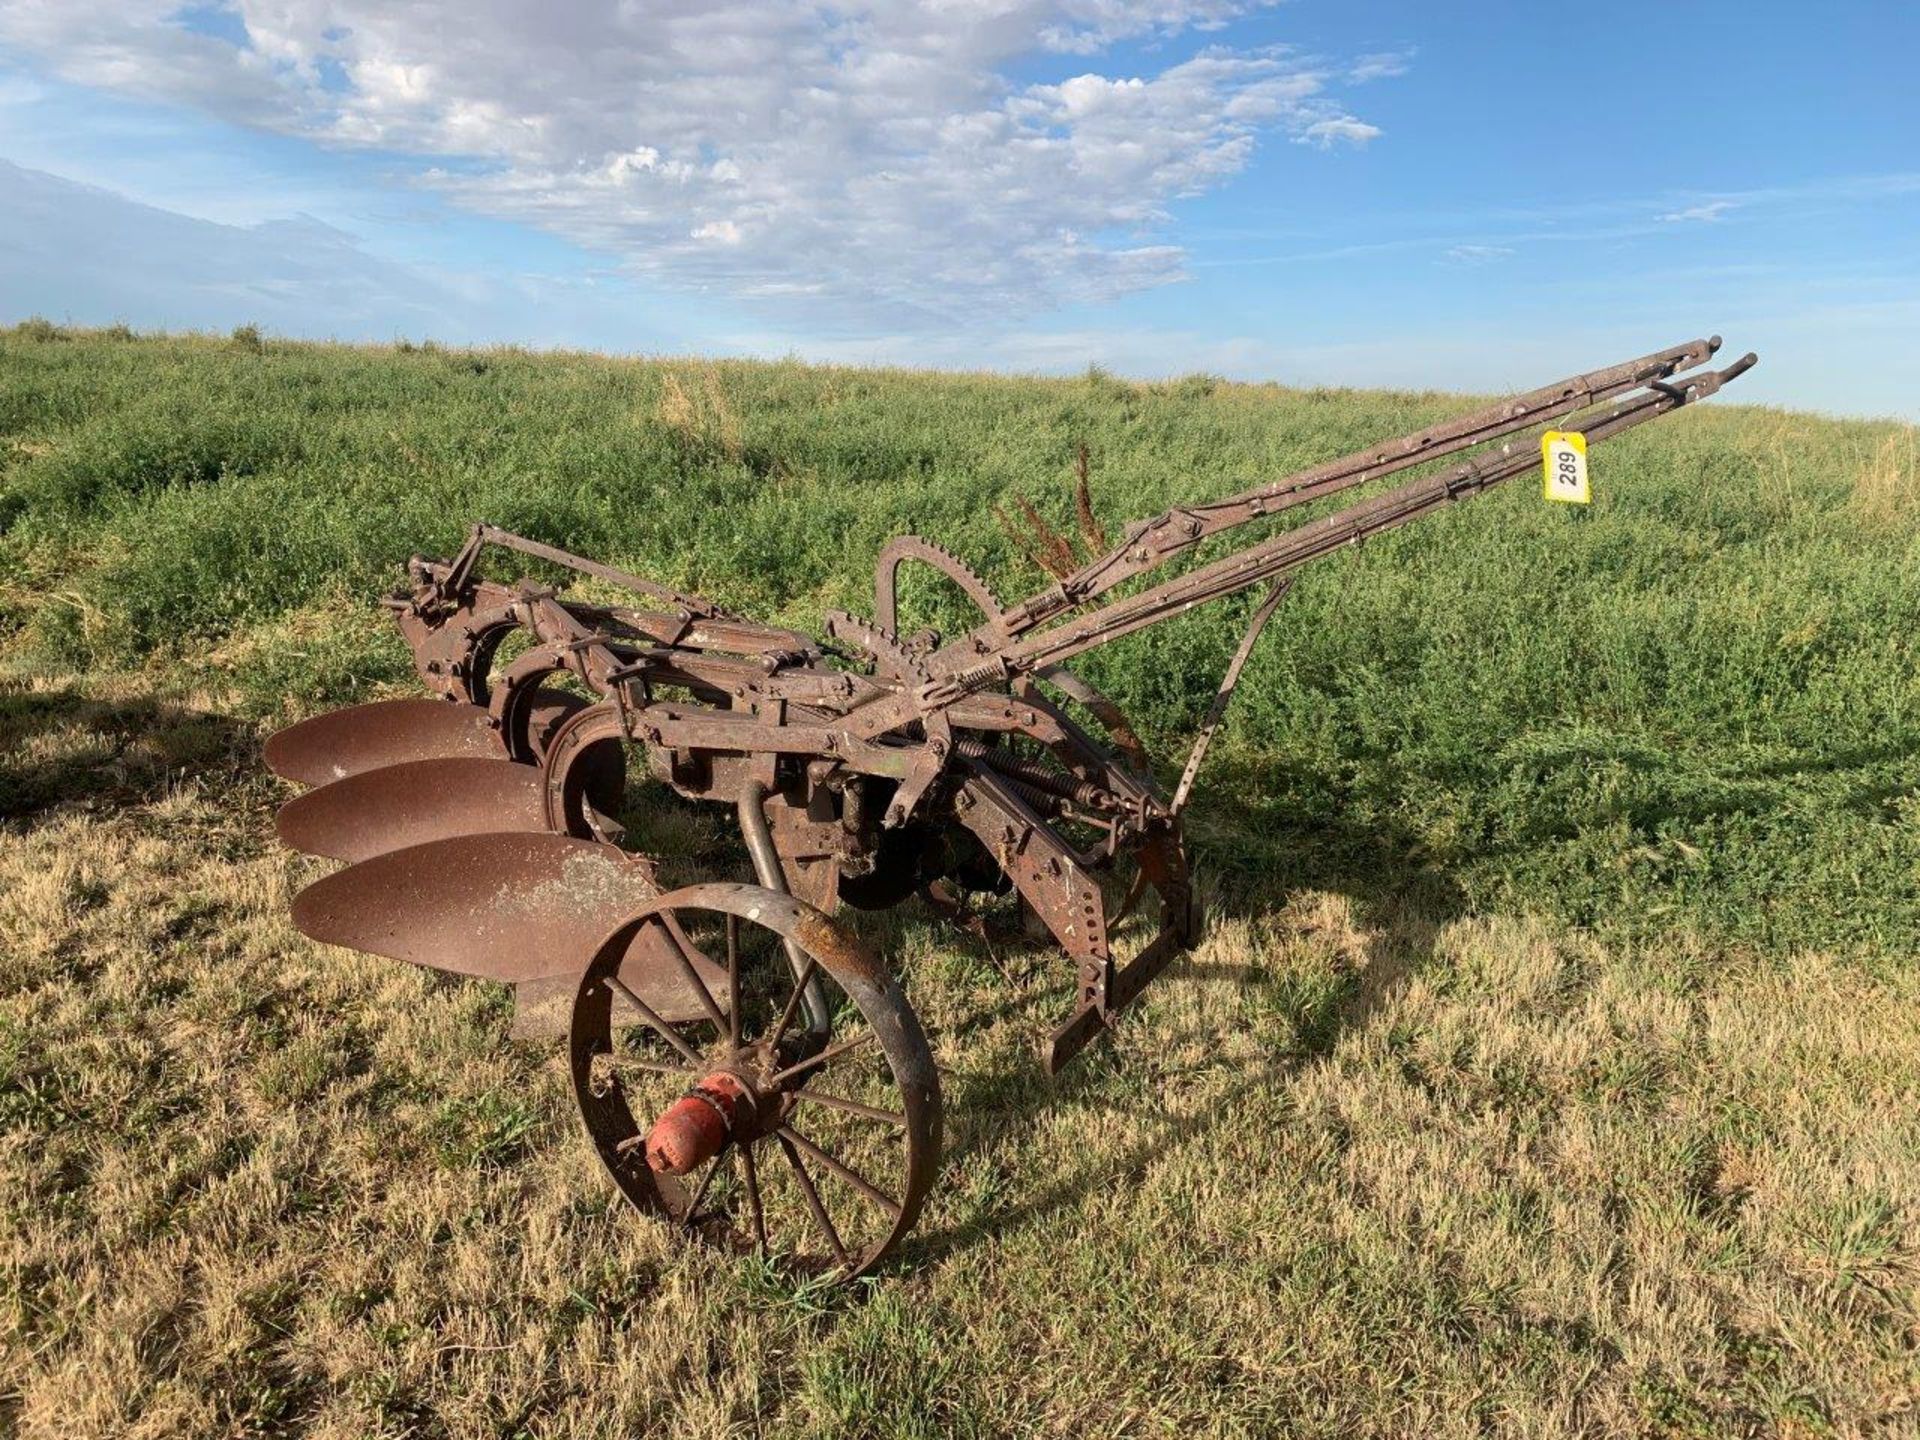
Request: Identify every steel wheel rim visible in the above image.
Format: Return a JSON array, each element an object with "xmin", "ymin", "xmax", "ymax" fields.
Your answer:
[{"xmin": 569, "ymin": 883, "xmax": 940, "ymax": 1282}]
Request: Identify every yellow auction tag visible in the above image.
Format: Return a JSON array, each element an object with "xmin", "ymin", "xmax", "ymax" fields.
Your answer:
[{"xmin": 1542, "ymin": 431, "xmax": 1590, "ymax": 505}]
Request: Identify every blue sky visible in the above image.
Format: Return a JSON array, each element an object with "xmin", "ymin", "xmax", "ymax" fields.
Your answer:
[{"xmin": 0, "ymin": 1, "xmax": 1914, "ymax": 417}]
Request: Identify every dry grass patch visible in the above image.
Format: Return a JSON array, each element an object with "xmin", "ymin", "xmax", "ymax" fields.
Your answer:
[
  {"xmin": 655, "ymin": 366, "xmax": 746, "ymax": 466},
  {"xmin": 1852, "ymin": 424, "xmax": 1918, "ymax": 530}
]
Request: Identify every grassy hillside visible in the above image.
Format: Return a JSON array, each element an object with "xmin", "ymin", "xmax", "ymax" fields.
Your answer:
[{"xmin": 2, "ymin": 325, "xmax": 1917, "ymax": 1437}]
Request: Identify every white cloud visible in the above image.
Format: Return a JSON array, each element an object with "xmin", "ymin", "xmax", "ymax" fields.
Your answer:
[
  {"xmin": 1293, "ymin": 116, "xmax": 1382, "ymax": 149},
  {"xmin": 1442, "ymin": 243, "xmax": 1514, "ymax": 265},
  {"xmin": 0, "ymin": 0, "xmax": 1398, "ymax": 321},
  {"xmin": 1660, "ymin": 199, "xmax": 1738, "ymax": 223},
  {"xmin": 1348, "ymin": 51, "xmax": 1412, "ymax": 83}
]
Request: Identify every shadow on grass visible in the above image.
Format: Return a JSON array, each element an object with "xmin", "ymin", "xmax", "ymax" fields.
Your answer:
[
  {"xmin": 902, "ymin": 762, "xmax": 1468, "ymax": 1273},
  {"xmin": 0, "ymin": 681, "xmax": 254, "ymax": 820}
]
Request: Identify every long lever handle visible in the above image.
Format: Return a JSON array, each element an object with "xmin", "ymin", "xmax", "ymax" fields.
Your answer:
[
  {"xmin": 985, "ymin": 337, "xmax": 1726, "ymax": 641},
  {"xmin": 907, "ymin": 352, "xmax": 1761, "ymax": 706}
]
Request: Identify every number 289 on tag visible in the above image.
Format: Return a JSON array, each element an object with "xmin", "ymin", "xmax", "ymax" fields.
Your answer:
[{"xmin": 1542, "ymin": 431, "xmax": 1590, "ymax": 505}]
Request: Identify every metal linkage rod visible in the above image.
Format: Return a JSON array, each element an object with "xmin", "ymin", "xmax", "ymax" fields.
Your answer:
[
  {"xmin": 476, "ymin": 523, "xmax": 725, "ymax": 618},
  {"xmin": 1170, "ymin": 576, "xmax": 1293, "ymax": 814}
]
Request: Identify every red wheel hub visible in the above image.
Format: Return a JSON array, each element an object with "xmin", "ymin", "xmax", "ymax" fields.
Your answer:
[{"xmin": 644, "ymin": 1071, "xmax": 754, "ymax": 1174}]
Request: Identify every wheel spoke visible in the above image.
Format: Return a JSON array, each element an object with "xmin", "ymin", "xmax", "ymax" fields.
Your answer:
[
  {"xmin": 788, "ymin": 1089, "xmax": 907, "ymax": 1127},
  {"xmin": 609, "ymin": 975, "xmax": 706, "ymax": 1067},
  {"xmin": 778, "ymin": 1133, "xmax": 851, "ymax": 1270},
  {"xmin": 780, "ymin": 1126, "xmax": 902, "ymax": 1221},
  {"xmin": 725, "ymin": 913, "xmax": 742, "ymax": 1046},
  {"xmin": 739, "ymin": 1145, "xmax": 769, "ymax": 1260},
  {"xmin": 658, "ymin": 912, "xmax": 729, "ymax": 1035},
  {"xmin": 682, "ymin": 1151, "xmax": 725, "ymax": 1228},
  {"xmin": 610, "ymin": 1056, "xmax": 703, "ymax": 1081},
  {"xmin": 769, "ymin": 1029, "xmax": 873, "ymax": 1087},
  {"xmin": 767, "ymin": 956, "xmax": 820, "ymax": 1052}
]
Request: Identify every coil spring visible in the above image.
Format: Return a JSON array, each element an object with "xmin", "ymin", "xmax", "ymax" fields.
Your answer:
[
  {"xmin": 953, "ymin": 736, "xmax": 1116, "ymax": 811},
  {"xmin": 948, "ymin": 658, "xmax": 1009, "ymax": 691}
]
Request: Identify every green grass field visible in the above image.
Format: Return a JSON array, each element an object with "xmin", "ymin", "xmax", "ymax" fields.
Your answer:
[{"xmin": 3, "ymin": 323, "xmax": 1917, "ymax": 1437}]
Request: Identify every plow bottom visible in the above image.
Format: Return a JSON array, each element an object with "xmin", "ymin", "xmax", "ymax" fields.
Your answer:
[
  {"xmin": 264, "ymin": 691, "xmax": 586, "ymax": 787},
  {"xmin": 284, "ymin": 785, "xmax": 717, "ymax": 1035},
  {"xmin": 275, "ymin": 755, "xmax": 548, "ymax": 863},
  {"xmin": 265, "ymin": 697, "xmax": 507, "ymax": 787}
]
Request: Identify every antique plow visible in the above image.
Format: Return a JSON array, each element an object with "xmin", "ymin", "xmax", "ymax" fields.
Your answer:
[{"xmin": 269, "ymin": 337, "xmax": 1755, "ymax": 1277}]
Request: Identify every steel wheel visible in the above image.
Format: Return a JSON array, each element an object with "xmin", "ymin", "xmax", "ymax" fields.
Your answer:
[{"xmin": 570, "ymin": 883, "xmax": 940, "ymax": 1281}]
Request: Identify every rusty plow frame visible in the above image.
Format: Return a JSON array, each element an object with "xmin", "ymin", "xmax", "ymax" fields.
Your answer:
[{"xmin": 267, "ymin": 336, "xmax": 1757, "ymax": 1277}]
